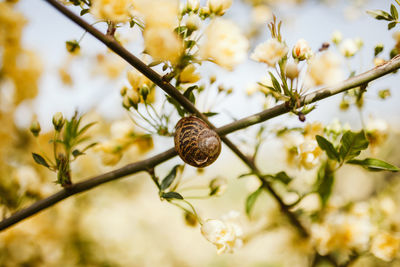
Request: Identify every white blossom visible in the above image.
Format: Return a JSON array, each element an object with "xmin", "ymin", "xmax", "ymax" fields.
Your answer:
[{"xmin": 251, "ymin": 38, "xmax": 288, "ymax": 67}]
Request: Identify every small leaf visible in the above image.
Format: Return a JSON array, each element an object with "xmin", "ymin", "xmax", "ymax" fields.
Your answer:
[
  {"xmin": 72, "ymin": 149, "xmax": 84, "ymax": 158},
  {"xmin": 161, "ymin": 191, "xmax": 184, "ymax": 200},
  {"xmin": 374, "ymin": 44, "xmax": 384, "ymax": 57},
  {"xmin": 339, "ymin": 130, "xmax": 369, "ymax": 162},
  {"xmin": 316, "ymin": 135, "xmax": 339, "ymax": 161},
  {"xmin": 315, "ymin": 162, "xmax": 334, "ymax": 207},
  {"xmin": 78, "ymin": 121, "xmax": 97, "ymax": 136},
  {"xmin": 183, "ymin": 85, "xmax": 197, "ymax": 104},
  {"xmin": 166, "ymin": 95, "xmax": 187, "ymax": 117},
  {"xmin": 347, "ymin": 158, "xmax": 399, "ymax": 172},
  {"xmin": 274, "ymin": 171, "xmax": 292, "ymax": 185},
  {"xmin": 238, "ymin": 172, "xmax": 255, "ymax": 179},
  {"xmin": 80, "ymin": 8, "xmax": 90, "ymax": 16},
  {"xmin": 81, "ymin": 142, "xmax": 98, "ymax": 153},
  {"xmin": 366, "ymin": 10, "xmax": 393, "ymax": 21},
  {"xmin": 246, "ymin": 187, "xmax": 262, "ymax": 216},
  {"xmin": 388, "ymin": 21, "xmax": 397, "ymax": 30},
  {"xmin": 32, "ymin": 153, "xmax": 50, "ymax": 168},
  {"xmin": 202, "ymin": 112, "xmax": 218, "ymax": 117},
  {"xmin": 391, "ymin": 4, "xmax": 398, "ymax": 20},
  {"xmin": 148, "ymin": 60, "xmax": 163, "ymax": 67},
  {"xmin": 185, "ymin": 40, "xmax": 196, "ymax": 49},
  {"xmin": 268, "ymin": 72, "xmax": 282, "ymax": 94},
  {"xmin": 160, "ymin": 165, "xmax": 180, "ymax": 191}
]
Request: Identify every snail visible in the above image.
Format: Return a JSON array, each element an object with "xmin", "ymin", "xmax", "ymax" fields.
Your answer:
[{"xmin": 174, "ymin": 116, "xmax": 221, "ymax": 168}]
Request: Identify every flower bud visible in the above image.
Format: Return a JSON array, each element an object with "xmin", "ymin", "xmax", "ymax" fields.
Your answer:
[
  {"xmin": 292, "ymin": 39, "xmax": 313, "ymax": 61},
  {"xmin": 52, "ymin": 112, "xmax": 65, "ymax": 132},
  {"xmin": 139, "ymin": 85, "xmax": 150, "ymax": 101},
  {"xmin": 126, "ymin": 88, "xmax": 140, "ymax": 106},
  {"xmin": 120, "ymin": 86, "xmax": 127, "ymax": 96},
  {"xmin": 331, "ymin": 30, "xmax": 342, "ymax": 45},
  {"xmin": 207, "ymin": 0, "xmax": 232, "ymax": 16},
  {"xmin": 187, "ymin": 0, "xmax": 200, "ymax": 12},
  {"xmin": 30, "ymin": 120, "xmax": 41, "ymax": 137},
  {"xmin": 209, "ymin": 177, "xmax": 228, "ymax": 196},
  {"xmin": 339, "ymin": 39, "xmax": 358, "ymax": 58},
  {"xmin": 185, "ymin": 14, "xmax": 201, "ymax": 32},
  {"xmin": 184, "ymin": 211, "xmax": 198, "ymax": 227},
  {"xmin": 286, "ymin": 62, "xmax": 299, "ymax": 80}
]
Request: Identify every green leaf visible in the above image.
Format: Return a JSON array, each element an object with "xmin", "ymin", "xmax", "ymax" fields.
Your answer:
[
  {"xmin": 391, "ymin": 4, "xmax": 399, "ymax": 20},
  {"xmin": 268, "ymin": 72, "xmax": 282, "ymax": 94},
  {"xmin": 316, "ymin": 135, "xmax": 339, "ymax": 161},
  {"xmin": 366, "ymin": 9, "xmax": 393, "ymax": 21},
  {"xmin": 246, "ymin": 187, "xmax": 262, "ymax": 216},
  {"xmin": 160, "ymin": 165, "xmax": 180, "ymax": 191},
  {"xmin": 183, "ymin": 85, "xmax": 197, "ymax": 104},
  {"xmin": 166, "ymin": 95, "xmax": 187, "ymax": 117},
  {"xmin": 315, "ymin": 162, "xmax": 334, "ymax": 206},
  {"xmin": 388, "ymin": 21, "xmax": 397, "ymax": 30},
  {"xmin": 339, "ymin": 130, "xmax": 369, "ymax": 162},
  {"xmin": 148, "ymin": 60, "xmax": 163, "ymax": 67},
  {"xmin": 78, "ymin": 121, "xmax": 97, "ymax": 136},
  {"xmin": 273, "ymin": 172, "xmax": 292, "ymax": 185},
  {"xmin": 185, "ymin": 40, "xmax": 196, "ymax": 49},
  {"xmin": 72, "ymin": 149, "xmax": 84, "ymax": 158},
  {"xmin": 32, "ymin": 153, "xmax": 50, "ymax": 168},
  {"xmin": 80, "ymin": 8, "xmax": 90, "ymax": 16},
  {"xmin": 374, "ymin": 44, "xmax": 384, "ymax": 57},
  {"xmin": 238, "ymin": 172, "xmax": 255, "ymax": 179},
  {"xmin": 347, "ymin": 158, "xmax": 399, "ymax": 172},
  {"xmin": 81, "ymin": 142, "xmax": 98, "ymax": 153},
  {"xmin": 202, "ymin": 112, "xmax": 218, "ymax": 117},
  {"xmin": 161, "ymin": 191, "xmax": 184, "ymax": 200}
]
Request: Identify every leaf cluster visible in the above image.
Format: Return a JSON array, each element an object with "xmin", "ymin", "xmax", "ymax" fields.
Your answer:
[
  {"xmin": 367, "ymin": 3, "xmax": 399, "ymax": 30},
  {"xmin": 32, "ymin": 112, "xmax": 97, "ymax": 186}
]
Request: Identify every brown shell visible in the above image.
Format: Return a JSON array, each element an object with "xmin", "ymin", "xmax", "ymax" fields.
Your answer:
[{"xmin": 174, "ymin": 116, "xmax": 221, "ymax": 168}]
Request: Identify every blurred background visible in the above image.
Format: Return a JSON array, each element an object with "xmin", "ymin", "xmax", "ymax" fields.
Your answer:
[{"xmin": 1, "ymin": 0, "xmax": 400, "ymax": 266}]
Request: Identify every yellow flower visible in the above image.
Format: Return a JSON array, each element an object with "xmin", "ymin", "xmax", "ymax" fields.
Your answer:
[
  {"xmin": 127, "ymin": 68, "xmax": 151, "ymax": 90},
  {"xmin": 371, "ymin": 232, "xmax": 400, "ymax": 262},
  {"xmin": 91, "ymin": 0, "xmax": 134, "ymax": 23},
  {"xmin": 135, "ymin": 0, "xmax": 178, "ymax": 29},
  {"xmin": 250, "ymin": 38, "xmax": 288, "ymax": 67},
  {"xmin": 292, "ymin": 39, "xmax": 313, "ymax": 61},
  {"xmin": 331, "ymin": 30, "xmax": 342, "ymax": 45},
  {"xmin": 179, "ymin": 64, "xmax": 200, "ymax": 84},
  {"xmin": 201, "ymin": 18, "xmax": 249, "ymax": 70},
  {"xmin": 298, "ymin": 139, "xmax": 322, "ymax": 170},
  {"xmin": 207, "ymin": 0, "xmax": 232, "ymax": 16},
  {"xmin": 339, "ymin": 38, "xmax": 359, "ymax": 58},
  {"xmin": 143, "ymin": 27, "xmax": 183, "ymax": 64},
  {"xmin": 201, "ymin": 211, "xmax": 243, "ymax": 254},
  {"xmin": 305, "ymin": 51, "xmax": 343, "ymax": 87}
]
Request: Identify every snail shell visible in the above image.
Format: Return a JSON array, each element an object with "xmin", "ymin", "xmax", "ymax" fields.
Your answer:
[{"xmin": 174, "ymin": 116, "xmax": 221, "ymax": 168}]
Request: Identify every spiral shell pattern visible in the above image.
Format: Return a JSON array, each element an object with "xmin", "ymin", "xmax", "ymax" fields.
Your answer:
[{"xmin": 174, "ymin": 116, "xmax": 221, "ymax": 168}]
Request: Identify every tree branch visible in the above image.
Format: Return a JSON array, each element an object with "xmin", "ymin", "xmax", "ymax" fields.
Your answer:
[
  {"xmin": 42, "ymin": 0, "xmax": 310, "ymax": 237},
  {"xmin": 3, "ymin": 0, "xmax": 397, "ymax": 240},
  {"xmin": 3, "ymin": 52, "xmax": 399, "ymax": 231}
]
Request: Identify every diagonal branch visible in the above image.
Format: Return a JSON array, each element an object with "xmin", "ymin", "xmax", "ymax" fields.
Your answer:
[
  {"xmin": 2, "ymin": 53, "xmax": 399, "ymax": 231},
  {"xmin": 42, "ymin": 0, "xmax": 309, "ymax": 236},
  {"xmin": 4, "ymin": 0, "xmax": 397, "ymax": 239}
]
